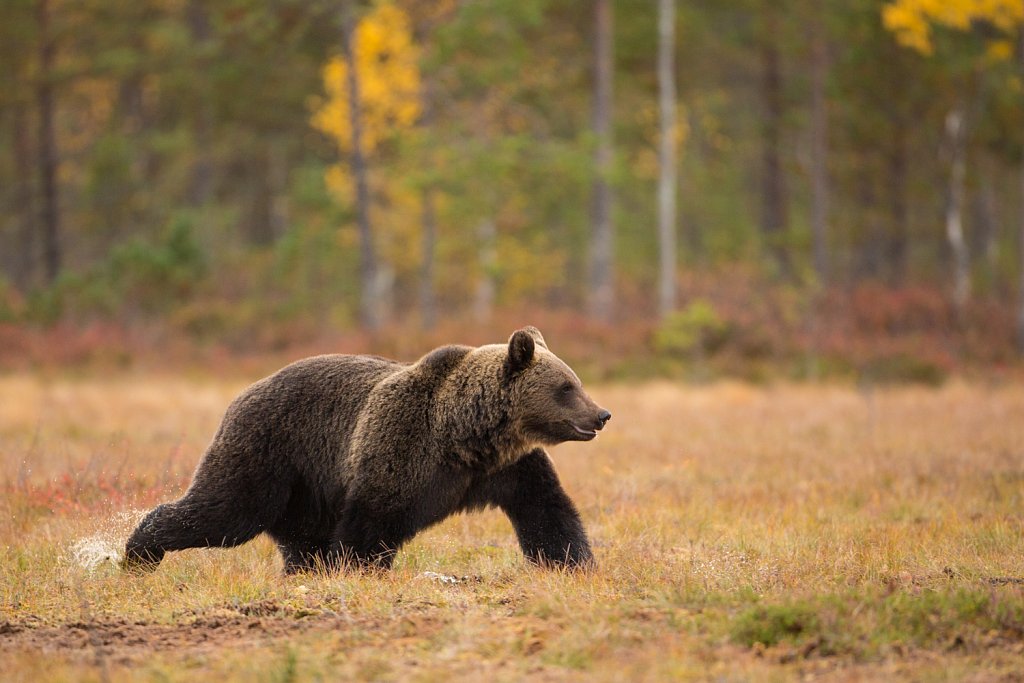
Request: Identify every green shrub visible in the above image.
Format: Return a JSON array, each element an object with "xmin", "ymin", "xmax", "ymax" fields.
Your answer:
[
  {"xmin": 27, "ymin": 217, "xmax": 207, "ymax": 323},
  {"xmin": 654, "ymin": 299, "xmax": 730, "ymax": 357},
  {"xmin": 105, "ymin": 217, "xmax": 206, "ymax": 312}
]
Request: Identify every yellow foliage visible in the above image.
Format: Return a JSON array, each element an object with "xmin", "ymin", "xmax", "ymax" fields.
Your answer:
[
  {"xmin": 985, "ymin": 38, "xmax": 1015, "ymax": 62},
  {"xmin": 311, "ymin": 2, "xmax": 426, "ymax": 283},
  {"xmin": 883, "ymin": 0, "xmax": 1024, "ymax": 56},
  {"xmin": 324, "ymin": 165, "xmax": 354, "ymax": 205},
  {"xmin": 311, "ymin": 2, "xmax": 422, "ymax": 154}
]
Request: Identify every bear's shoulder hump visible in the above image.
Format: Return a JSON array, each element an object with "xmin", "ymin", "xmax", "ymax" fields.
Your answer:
[{"xmin": 416, "ymin": 344, "xmax": 472, "ymax": 377}]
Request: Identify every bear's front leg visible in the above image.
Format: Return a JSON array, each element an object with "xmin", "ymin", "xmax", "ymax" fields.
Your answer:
[{"xmin": 469, "ymin": 448, "xmax": 594, "ymax": 569}]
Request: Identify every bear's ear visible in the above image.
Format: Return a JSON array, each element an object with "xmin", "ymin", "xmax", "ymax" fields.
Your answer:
[
  {"xmin": 507, "ymin": 328, "xmax": 537, "ymax": 373},
  {"xmin": 520, "ymin": 325, "xmax": 547, "ymax": 349}
]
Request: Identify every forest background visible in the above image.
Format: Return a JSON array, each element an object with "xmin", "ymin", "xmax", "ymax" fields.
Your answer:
[{"xmin": 2, "ymin": 0, "xmax": 1024, "ymax": 383}]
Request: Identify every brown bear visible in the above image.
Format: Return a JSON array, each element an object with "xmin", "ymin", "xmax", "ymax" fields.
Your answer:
[{"xmin": 123, "ymin": 327, "xmax": 610, "ymax": 573}]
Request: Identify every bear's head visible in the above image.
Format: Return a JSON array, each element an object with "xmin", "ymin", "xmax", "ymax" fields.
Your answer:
[{"xmin": 505, "ymin": 327, "xmax": 611, "ymax": 445}]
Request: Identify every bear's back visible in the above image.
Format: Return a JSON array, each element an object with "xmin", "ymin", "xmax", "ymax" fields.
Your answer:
[{"xmin": 215, "ymin": 354, "xmax": 404, "ymax": 489}]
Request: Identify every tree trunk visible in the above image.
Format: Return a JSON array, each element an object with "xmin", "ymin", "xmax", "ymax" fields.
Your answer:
[
  {"xmin": 759, "ymin": 4, "xmax": 789, "ymax": 276},
  {"xmin": 809, "ymin": 0, "xmax": 829, "ymax": 285},
  {"xmin": 341, "ymin": 4, "xmax": 380, "ymax": 330},
  {"xmin": 657, "ymin": 0, "xmax": 677, "ymax": 318},
  {"xmin": 245, "ymin": 145, "xmax": 276, "ymax": 246},
  {"xmin": 188, "ymin": 109, "xmax": 214, "ymax": 206},
  {"xmin": 269, "ymin": 140, "xmax": 289, "ymax": 237},
  {"xmin": 973, "ymin": 154, "xmax": 1000, "ymax": 291},
  {"xmin": 588, "ymin": 0, "xmax": 614, "ymax": 321},
  {"xmin": 420, "ymin": 188, "xmax": 437, "ymax": 330},
  {"xmin": 241, "ymin": 141, "xmax": 287, "ymax": 246},
  {"xmin": 944, "ymin": 108, "xmax": 969, "ymax": 316},
  {"xmin": 680, "ymin": 151, "xmax": 700, "ymax": 258},
  {"xmin": 856, "ymin": 161, "xmax": 883, "ymax": 279},
  {"xmin": 886, "ymin": 125, "xmax": 908, "ymax": 285},
  {"xmin": 1018, "ymin": 144, "xmax": 1024, "ymax": 353},
  {"xmin": 419, "ymin": 79, "xmax": 437, "ymax": 331},
  {"xmin": 1017, "ymin": 34, "xmax": 1024, "ymax": 355},
  {"xmin": 37, "ymin": 0, "xmax": 61, "ymax": 284},
  {"xmin": 474, "ymin": 218, "xmax": 496, "ymax": 323},
  {"xmin": 12, "ymin": 104, "xmax": 35, "ymax": 290},
  {"xmin": 807, "ymin": 0, "xmax": 829, "ymax": 377},
  {"xmin": 186, "ymin": 0, "xmax": 214, "ymax": 206}
]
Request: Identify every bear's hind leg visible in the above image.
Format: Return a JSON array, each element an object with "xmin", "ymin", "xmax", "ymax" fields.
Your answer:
[
  {"xmin": 275, "ymin": 539, "xmax": 337, "ymax": 574},
  {"xmin": 123, "ymin": 493, "xmax": 277, "ymax": 571},
  {"xmin": 332, "ymin": 503, "xmax": 415, "ymax": 570},
  {"xmin": 330, "ymin": 471, "xmax": 474, "ymax": 571}
]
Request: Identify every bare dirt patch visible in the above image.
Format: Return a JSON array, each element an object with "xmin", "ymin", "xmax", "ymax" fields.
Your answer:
[{"xmin": 0, "ymin": 602, "xmax": 347, "ymax": 665}]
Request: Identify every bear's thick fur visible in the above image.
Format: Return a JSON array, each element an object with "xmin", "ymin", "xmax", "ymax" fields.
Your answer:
[{"xmin": 124, "ymin": 327, "xmax": 610, "ymax": 573}]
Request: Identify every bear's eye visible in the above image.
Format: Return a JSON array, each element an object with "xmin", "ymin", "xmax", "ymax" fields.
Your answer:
[{"xmin": 560, "ymin": 383, "xmax": 574, "ymax": 394}]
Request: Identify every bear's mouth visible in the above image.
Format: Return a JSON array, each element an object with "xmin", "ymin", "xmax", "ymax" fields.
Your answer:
[{"xmin": 570, "ymin": 424, "xmax": 598, "ymax": 440}]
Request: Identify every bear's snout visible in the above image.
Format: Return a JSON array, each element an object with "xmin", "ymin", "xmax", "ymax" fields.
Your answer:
[{"xmin": 596, "ymin": 410, "xmax": 611, "ymax": 429}]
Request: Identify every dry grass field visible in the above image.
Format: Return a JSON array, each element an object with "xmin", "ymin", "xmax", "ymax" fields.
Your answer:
[{"xmin": 2, "ymin": 372, "xmax": 1024, "ymax": 681}]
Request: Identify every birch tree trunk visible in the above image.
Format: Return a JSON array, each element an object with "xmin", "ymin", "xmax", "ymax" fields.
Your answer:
[
  {"xmin": 588, "ymin": 0, "xmax": 614, "ymax": 321},
  {"xmin": 657, "ymin": 0, "xmax": 677, "ymax": 318},
  {"xmin": 341, "ymin": 4, "xmax": 380, "ymax": 331},
  {"xmin": 944, "ymin": 108, "xmax": 969, "ymax": 317}
]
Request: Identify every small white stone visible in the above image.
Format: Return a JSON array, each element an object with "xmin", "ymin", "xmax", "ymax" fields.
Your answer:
[{"xmin": 419, "ymin": 571, "xmax": 461, "ymax": 584}]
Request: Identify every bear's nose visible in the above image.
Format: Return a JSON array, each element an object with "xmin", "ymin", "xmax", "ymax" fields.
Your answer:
[{"xmin": 597, "ymin": 410, "xmax": 611, "ymax": 427}]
